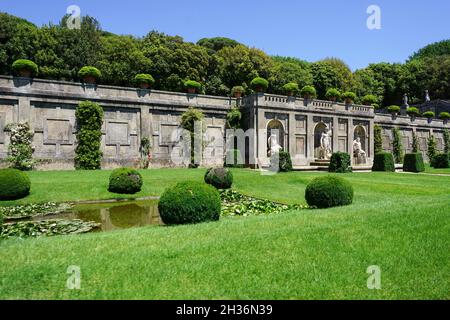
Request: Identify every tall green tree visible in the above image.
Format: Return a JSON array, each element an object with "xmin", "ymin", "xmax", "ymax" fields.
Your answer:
[{"xmin": 392, "ymin": 128, "xmax": 403, "ymax": 163}]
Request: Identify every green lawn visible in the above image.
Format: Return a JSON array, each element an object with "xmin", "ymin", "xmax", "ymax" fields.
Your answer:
[
  {"xmin": 0, "ymin": 169, "xmax": 449, "ymax": 299},
  {"xmin": 423, "ymin": 163, "xmax": 450, "ymax": 175}
]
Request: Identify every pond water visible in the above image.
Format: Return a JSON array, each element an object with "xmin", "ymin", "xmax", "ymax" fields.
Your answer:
[{"xmin": 33, "ymin": 200, "xmax": 162, "ymax": 231}]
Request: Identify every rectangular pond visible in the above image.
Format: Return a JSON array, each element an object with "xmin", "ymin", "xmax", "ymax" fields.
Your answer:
[{"xmin": 32, "ymin": 200, "xmax": 162, "ymax": 232}]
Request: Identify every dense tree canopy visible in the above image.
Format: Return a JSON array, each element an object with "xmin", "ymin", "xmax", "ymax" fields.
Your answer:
[{"xmin": 1, "ymin": 12, "xmax": 449, "ymax": 105}]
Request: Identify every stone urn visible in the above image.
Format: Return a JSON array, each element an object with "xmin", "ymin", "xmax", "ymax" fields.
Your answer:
[
  {"xmin": 83, "ymin": 75, "xmax": 96, "ymax": 84},
  {"xmin": 234, "ymin": 91, "xmax": 242, "ymax": 99},
  {"xmin": 254, "ymin": 86, "xmax": 265, "ymax": 93},
  {"xmin": 187, "ymin": 87, "xmax": 196, "ymax": 94},
  {"xmin": 18, "ymin": 69, "xmax": 32, "ymax": 78},
  {"xmin": 329, "ymin": 96, "xmax": 337, "ymax": 102},
  {"xmin": 345, "ymin": 98, "xmax": 353, "ymax": 104},
  {"xmin": 139, "ymin": 82, "xmax": 150, "ymax": 89}
]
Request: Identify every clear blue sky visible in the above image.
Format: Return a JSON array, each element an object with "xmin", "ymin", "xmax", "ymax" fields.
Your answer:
[{"xmin": 2, "ymin": 0, "xmax": 450, "ymax": 70}]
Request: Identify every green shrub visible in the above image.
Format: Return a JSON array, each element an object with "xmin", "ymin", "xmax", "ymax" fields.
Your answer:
[
  {"xmin": 392, "ymin": 127, "xmax": 403, "ymax": 163},
  {"xmin": 387, "ymin": 105, "xmax": 400, "ymax": 114},
  {"xmin": 328, "ymin": 152, "xmax": 352, "ymax": 173},
  {"xmin": 422, "ymin": 111, "xmax": 435, "ymax": 118},
  {"xmin": 0, "ymin": 168, "xmax": 31, "ymax": 200},
  {"xmin": 439, "ymin": 112, "xmax": 450, "ymax": 120},
  {"xmin": 282, "ymin": 82, "xmax": 299, "ymax": 95},
  {"xmin": 270, "ymin": 151, "xmax": 293, "ymax": 172},
  {"xmin": 431, "ymin": 153, "xmax": 449, "ymax": 168},
  {"xmin": 403, "ymin": 153, "xmax": 425, "ymax": 172},
  {"xmin": 77, "ymin": 66, "xmax": 101, "ymax": 80},
  {"xmin": 372, "ymin": 152, "xmax": 395, "ymax": 172},
  {"xmin": 12, "ymin": 59, "xmax": 38, "ymax": 77},
  {"xmin": 158, "ymin": 181, "xmax": 221, "ymax": 225},
  {"xmin": 134, "ymin": 74, "xmax": 155, "ymax": 86},
  {"xmin": 184, "ymin": 80, "xmax": 202, "ymax": 91},
  {"xmin": 75, "ymin": 101, "xmax": 104, "ymax": 170},
  {"xmin": 305, "ymin": 176, "xmax": 353, "ymax": 208},
  {"xmin": 5, "ymin": 122, "xmax": 35, "ymax": 170},
  {"xmin": 204, "ymin": 167, "xmax": 233, "ymax": 189},
  {"xmin": 224, "ymin": 149, "xmax": 244, "ymax": 168},
  {"xmin": 226, "ymin": 106, "xmax": 242, "ymax": 129},
  {"xmin": 406, "ymin": 107, "xmax": 420, "ymax": 116},
  {"xmin": 108, "ymin": 168, "xmax": 143, "ymax": 194},
  {"xmin": 374, "ymin": 124, "xmax": 383, "ymax": 154},
  {"xmin": 325, "ymin": 88, "xmax": 341, "ymax": 100},
  {"xmin": 250, "ymin": 77, "xmax": 269, "ymax": 92},
  {"xmin": 231, "ymin": 86, "xmax": 244, "ymax": 96},
  {"xmin": 427, "ymin": 136, "xmax": 437, "ymax": 164},
  {"xmin": 300, "ymin": 85, "xmax": 316, "ymax": 98},
  {"xmin": 341, "ymin": 91, "xmax": 356, "ymax": 102},
  {"xmin": 361, "ymin": 94, "xmax": 377, "ymax": 105}
]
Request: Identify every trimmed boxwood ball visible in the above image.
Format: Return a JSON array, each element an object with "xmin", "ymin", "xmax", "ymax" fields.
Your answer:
[
  {"xmin": 329, "ymin": 152, "xmax": 352, "ymax": 173},
  {"xmin": 431, "ymin": 153, "xmax": 449, "ymax": 168},
  {"xmin": 158, "ymin": 181, "xmax": 221, "ymax": 225},
  {"xmin": 403, "ymin": 153, "xmax": 425, "ymax": 172},
  {"xmin": 108, "ymin": 168, "xmax": 143, "ymax": 194},
  {"xmin": 305, "ymin": 175, "xmax": 353, "ymax": 208},
  {"xmin": 250, "ymin": 77, "xmax": 269, "ymax": 92},
  {"xmin": 372, "ymin": 152, "xmax": 395, "ymax": 172},
  {"xmin": 204, "ymin": 167, "xmax": 233, "ymax": 189},
  {"xmin": 0, "ymin": 168, "xmax": 31, "ymax": 200},
  {"xmin": 12, "ymin": 59, "xmax": 39, "ymax": 77},
  {"xmin": 134, "ymin": 74, "xmax": 155, "ymax": 86},
  {"xmin": 78, "ymin": 66, "xmax": 102, "ymax": 80}
]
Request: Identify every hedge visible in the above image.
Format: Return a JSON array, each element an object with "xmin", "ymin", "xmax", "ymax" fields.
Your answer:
[
  {"xmin": 403, "ymin": 153, "xmax": 425, "ymax": 173},
  {"xmin": 431, "ymin": 153, "xmax": 449, "ymax": 168},
  {"xmin": 328, "ymin": 152, "xmax": 352, "ymax": 173},
  {"xmin": 158, "ymin": 181, "xmax": 221, "ymax": 225},
  {"xmin": 372, "ymin": 152, "xmax": 395, "ymax": 172},
  {"xmin": 0, "ymin": 168, "xmax": 31, "ymax": 200},
  {"xmin": 108, "ymin": 168, "xmax": 143, "ymax": 194},
  {"xmin": 305, "ymin": 175, "xmax": 353, "ymax": 208},
  {"xmin": 204, "ymin": 167, "xmax": 233, "ymax": 189}
]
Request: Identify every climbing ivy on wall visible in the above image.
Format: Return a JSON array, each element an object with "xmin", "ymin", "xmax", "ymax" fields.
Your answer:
[
  {"xmin": 392, "ymin": 127, "xmax": 403, "ymax": 164},
  {"xmin": 374, "ymin": 124, "xmax": 383, "ymax": 154},
  {"xmin": 74, "ymin": 101, "xmax": 104, "ymax": 170}
]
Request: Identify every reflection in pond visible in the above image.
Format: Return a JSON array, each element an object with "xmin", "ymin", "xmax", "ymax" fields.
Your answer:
[{"xmin": 33, "ymin": 200, "xmax": 161, "ymax": 232}]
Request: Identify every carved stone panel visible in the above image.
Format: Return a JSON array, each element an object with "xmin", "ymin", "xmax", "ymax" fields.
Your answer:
[
  {"xmin": 106, "ymin": 120, "xmax": 130, "ymax": 146},
  {"xmin": 159, "ymin": 123, "xmax": 179, "ymax": 146},
  {"xmin": 295, "ymin": 136, "xmax": 306, "ymax": 155},
  {"xmin": 44, "ymin": 118, "xmax": 73, "ymax": 145}
]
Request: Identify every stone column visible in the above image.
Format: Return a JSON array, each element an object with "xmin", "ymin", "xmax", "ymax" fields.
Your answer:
[
  {"xmin": 307, "ymin": 114, "xmax": 315, "ymax": 163},
  {"xmin": 332, "ymin": 116, "xmax": 339, "ymax": 154},
  {"xmin": 18, "ymin": 97, "xmax": 31, "ymax": 123}
]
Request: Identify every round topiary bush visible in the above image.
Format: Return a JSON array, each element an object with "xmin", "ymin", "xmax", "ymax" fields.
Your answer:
[
  {"xmin": 231, "ymin": 86, "xmax": 245, "ymax": 97},
  {"xmin": 387, "ymin": 105, "xmax": 401, "ymax": 114},
  {"xmin": 406, "ymin": 107, "xmax": 420, "ymax": 116},
  {"xmin": 282, "ymin": 82, "xmax": 299, "ymax": 96},
  {"xmin": 12, "ymin": 59, "xmax": 39, "ymax": 77},
  {"xmin": 184, "ymin": 80, "xmax": 202, "ymax": 93},
  {"xmin": 0, "ymin": 168, "xmax": 31, "ymax": 200},
  {"xmin": 325, "ymin": 88, "xmax": 341, "ymax": 101},
  {"xmin": 108, "ymin": 168, "xmax": 143, "ymax": 194},
  {"xmin": 305, "ymin": 175, "xmax": 353, "ymax": 209},
  {"xmin": 361, "ymin": 94, "xmax": 378, "ymax": 105},
  {"xmin": 78, "ymin": 66, "xmax": 102, "ymax": 83},
  {"xmin": 134, "ymin": 74, "xmax": 155, "ymax": 88},
  {"xmin": 204, "ymin": 167, "xmax": 233, "ymax": 189},
  {"xmin": 250, "ymin": 77, "xmax": 269, "ymax": 92},
  {"xmin": 158, "ymin": 181, "xmax": 221, "ymax": 225},
  {"xmin": 439, "ymin": 112, "xmax": 450, "ymax": 120},
  {"xmin": 341, "ymin": 91, "xmax": 356, "ymax": 103},
  {"xmin": 422, "ymin": 111, "xmax": 435, "ymax": 119},
  {"xmin": 300, "ymin": 85, "xmax": 316, "ymax": 99}
]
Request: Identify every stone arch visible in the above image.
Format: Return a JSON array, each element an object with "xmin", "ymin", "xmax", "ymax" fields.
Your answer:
[
  {"xmin": 353, "ymin": 125, "xmax": 367, "ymax": 153},
  {"xmin": 266, "ymin": 119, "xmax": 285, "ymax": 156},
  {"xmin": 314, "ymin": 122, "xmax": 331, "ymax": 158}
]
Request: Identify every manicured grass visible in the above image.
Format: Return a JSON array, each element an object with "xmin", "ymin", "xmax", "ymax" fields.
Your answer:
[
  {"xmin": 0, "ymin": 169, "xmax": 449, "ymax": 299},
  {"xmin": 423, "ymin": 163, "xmax": 450, "ymax": 175}
]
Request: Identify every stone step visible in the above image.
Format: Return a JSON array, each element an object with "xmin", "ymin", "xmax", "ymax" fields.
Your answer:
[{"xmin": 309, "ymin": 162, "xmax": 330, "ymax": 167}]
